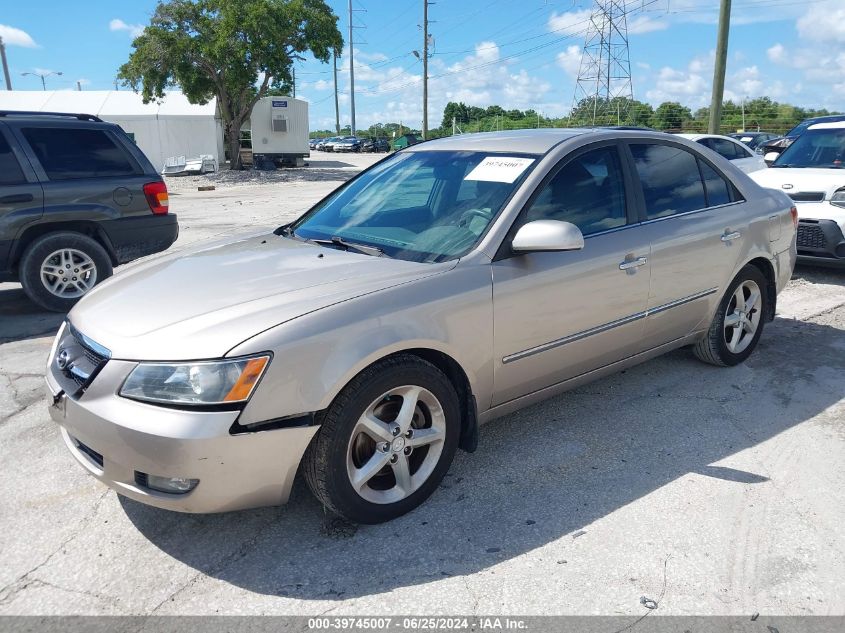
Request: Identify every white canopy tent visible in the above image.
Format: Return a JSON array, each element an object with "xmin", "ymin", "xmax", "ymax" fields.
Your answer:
[{"xmin": 0, "ymin": 91, "xmax": 224, "ymax": 171}]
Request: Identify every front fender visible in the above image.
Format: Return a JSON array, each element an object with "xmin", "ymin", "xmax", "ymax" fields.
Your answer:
[{"xmin": 231, "ymin": 263, "xmax": 494, "ymax": 426}]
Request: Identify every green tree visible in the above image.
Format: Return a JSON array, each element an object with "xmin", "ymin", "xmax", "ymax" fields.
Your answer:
[
  {"xmin": 118, "ymin": 0, "xmax": 342, "ymax": 169},
  {"xmin": 650, "ymin": 102, "xmax": 693, "ymax": 131}
]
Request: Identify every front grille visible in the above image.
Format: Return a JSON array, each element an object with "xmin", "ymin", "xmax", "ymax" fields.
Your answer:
[
  {"xmin": 134, "ymin": 472, "xmax": 149, "ymax": 488},
  {"xmin": 797, "ymin": 223, "xmax": 827, "ymax": 249},
  {"xmin": 74, "ymin": 438, "xmax": 104, "ymax": 468},
  {"xmin": 51, "ymin": 324, "xmax": 110, "ymax": 397},
  {"xmin": 788, "ymin": 192, "xmax": 825, "ymax": 202}
]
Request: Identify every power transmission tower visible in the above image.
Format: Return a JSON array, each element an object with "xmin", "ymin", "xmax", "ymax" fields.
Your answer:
[{"xmin": 571, "ymin": 0, "xmax": 634, "ymax": 125}]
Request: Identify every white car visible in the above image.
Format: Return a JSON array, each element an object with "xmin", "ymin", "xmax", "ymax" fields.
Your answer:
[
  {"xmin": 750, "ymin": 122, "xmax": 845, "ymax": 266},
  {"xmin": 676, "ymin": 134, "xmax": 768, "ymax": 174}
]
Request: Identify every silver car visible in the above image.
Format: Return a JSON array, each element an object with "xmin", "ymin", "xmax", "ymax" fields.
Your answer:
[{"xmin": 46, "ymin": 129, "xmax": 797, "ymax": 524}]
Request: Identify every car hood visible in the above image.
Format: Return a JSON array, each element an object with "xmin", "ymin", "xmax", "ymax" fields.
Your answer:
[
  {"xmin": 69, "ymin": 233, "xmax": 453, "ymax": 360},
  {"xmin": 749, "ymin": 168, "xmax": 845, "ymax": 199}
]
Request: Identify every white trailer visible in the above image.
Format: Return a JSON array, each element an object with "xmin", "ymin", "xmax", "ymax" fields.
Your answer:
[{"xmin": 249, "ymin": 96, "xmax": 309, "ymax": 167}]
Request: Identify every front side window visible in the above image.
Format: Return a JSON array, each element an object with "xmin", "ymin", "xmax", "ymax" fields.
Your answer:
[
  {"xmin": 522, "ymin": 146, "xmax": 628, "ymax": 235},
  {"xmin": 22, "ymin": 127, "xmax": 140, "ymax": 180},
  {"xmin": 0, "ymin": 132, "xmax": 25, "ymax": 185},
  {"xmin": 630, "ymin": 144, "xmax": 707, "ymax": 219},
  {"xmin": 289, "ymin": 150, "xmax": 537, "ymax": 262}
]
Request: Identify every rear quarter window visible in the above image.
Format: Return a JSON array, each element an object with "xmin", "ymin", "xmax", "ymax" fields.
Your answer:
[
  {"xmin": 630, "ymin": 143, "xmax": 707, "ymax": 219},
  {"xmin": 0, "ymin": 132, "xmax": 26, "ymax": 185},
  {"xmin": 21, "ymin": 127, "xmax": 140, "ymax": 180}
]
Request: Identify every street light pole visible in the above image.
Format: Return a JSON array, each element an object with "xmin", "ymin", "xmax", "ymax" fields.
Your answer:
[
  {"xmin": 0, "ymin": 37, "xmax": 12, "ymax": 90},
  {"xmin": 21, "ymin": 70, "xmax": 63, "ymax": 90}
]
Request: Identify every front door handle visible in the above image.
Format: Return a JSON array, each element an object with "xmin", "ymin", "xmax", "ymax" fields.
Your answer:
[
  {"xmin": 721, "ymin": 231, "xmax": 741, "ymax": 242},
  {"xmin": 0, "ymin": 193, "xmax": 34, "ymax": 204},
  {"xmin": 619, "ymin": 256, "xmax": 648, "ymax": 270}
]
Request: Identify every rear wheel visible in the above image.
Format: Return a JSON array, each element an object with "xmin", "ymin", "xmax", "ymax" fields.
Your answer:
[
  {"xmin": 19, "ymin": 232, "xmax": 112, "ymax": 312},
  {"xmin": 303, "ymin": 354, "xmax": 460, "ymax": 523},
  {"xmin": 693, "ymin": 264, "xmax": 768, "ymax": 366}
]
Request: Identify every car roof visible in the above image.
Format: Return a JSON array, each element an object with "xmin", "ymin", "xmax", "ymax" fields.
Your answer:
[
  {"xmin": 807, "ymin": 121, "xmax": 845, "ymax": 130},
  {"xmin": 675, "ymin": 133, "xmax": 742, "ymax": 143}
]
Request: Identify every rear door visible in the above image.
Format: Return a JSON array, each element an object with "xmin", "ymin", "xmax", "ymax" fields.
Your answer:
[
  {"xmin": 0, "ymin": 123, "xmax": 43, "ymax": 273},
  {"xmin": 491, "ymin": 143, "xmax": 651, "ymax": 406},
  {"xmin": 12, "ymin": 123, "xmax": 154, "ymax": 226},
  {"xmin": 626, "ymin": 140, "xmax": 748, "ymax": 348}
]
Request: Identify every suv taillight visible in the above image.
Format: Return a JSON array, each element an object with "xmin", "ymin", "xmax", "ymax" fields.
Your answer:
[{"xmin": 143, "ymin": 182, "xmax": 169, "ymax": 215}]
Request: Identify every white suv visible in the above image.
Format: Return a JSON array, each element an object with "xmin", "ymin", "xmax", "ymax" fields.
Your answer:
[{"xmin": 750, "ymin": 122, "xmax": 845, "ymax": 265}]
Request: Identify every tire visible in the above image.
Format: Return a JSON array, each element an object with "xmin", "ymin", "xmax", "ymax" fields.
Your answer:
[
  {"xmin": 693, "ymin": 264, "xmax": 768, "ymax": 367},
  {"xmin": 303, "ymin": 354, "xmax": 460, "ymax": 524},
  {"xmin": 19, "ymin": 231, "xmax": 113, "ymax": 312}
]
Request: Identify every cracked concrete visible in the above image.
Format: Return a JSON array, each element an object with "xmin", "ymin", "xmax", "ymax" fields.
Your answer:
[{"xmin": 0, "ymin": 152, "xmax": 844, "ymax": 616}]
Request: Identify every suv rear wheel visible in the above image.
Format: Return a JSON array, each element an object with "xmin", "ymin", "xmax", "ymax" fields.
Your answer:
[{"xmin": 19, "ymin": 232, "xmax": 113, "ymax": 312}]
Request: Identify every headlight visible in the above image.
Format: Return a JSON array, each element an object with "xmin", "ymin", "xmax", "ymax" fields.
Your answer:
[
  {"xmin": 831, "ymin": 188, "xmax": 845, "ymax": 208},
  {"xmin": 120, "ymin": 355, "xmax": 270, "ymax": 406}
]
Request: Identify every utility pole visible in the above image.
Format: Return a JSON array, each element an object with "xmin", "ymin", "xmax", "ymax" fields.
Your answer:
[
  {"xmin": 708, "ymin": 0, "xmax": 732, "ymax": 134},
  {"xmin": 422, "ymin": 0, "xmax": 429, "ymax": 139},
  {"xmin": 0, "ymin": 37, "xmax": 12, "ymax": 90},
  {"xmin": 333, "ymin": 50, "xmax": 340, "ymax": 134},
  {"xmin": 292, "ymin": 66, "xmax": 296, "ymax": 98},
  {"xmin": 348, "ymin": 0, "xmax": 356, "ymax": 136}
]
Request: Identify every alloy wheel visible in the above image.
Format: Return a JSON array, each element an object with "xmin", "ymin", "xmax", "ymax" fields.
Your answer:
[
  {"xmin": 40, "ymin": 248, "xmax": 98, "ymax": 299},
  {"xmin": 723, "ymin": 279, "xmax": 762, "ymax": 354}
]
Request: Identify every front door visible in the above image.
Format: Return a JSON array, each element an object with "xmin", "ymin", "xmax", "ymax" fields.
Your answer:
[{"xmin": 491, "ymin": 144, "xmax": 651, "ymax": 407}]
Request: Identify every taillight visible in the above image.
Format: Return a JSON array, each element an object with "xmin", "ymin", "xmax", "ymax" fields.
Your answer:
[
  {"xmin": 790, "ymin": 206, "xmax": 798, "ymax": 228},
  {"xmin": 143, "ymin": 182, "xmax": 169, "ymax": 215}
]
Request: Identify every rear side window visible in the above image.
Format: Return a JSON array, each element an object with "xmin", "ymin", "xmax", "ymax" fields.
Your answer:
[
  {"xmin": 21, "ymin": 127, "xmax": 139, "ymax": 180},
  {"xmin": 699, "ymin": 160, "xmax": 732, "ymax": 206},
  {"xmin": 630, "ymin": 144, "xmax": 707, "ymax": 219},
  {"xmin": 0, "ymin": 132, "xmax": 26, "ymax": 185},
  {"xmin": 523, "ymin": 146, "xmax": 627, "ymax": 235}
]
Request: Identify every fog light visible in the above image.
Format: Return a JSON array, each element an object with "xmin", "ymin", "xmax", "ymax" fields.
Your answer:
[{"xmin": 139, "ymin": 472, "xmax": 199, "ymax": 494}]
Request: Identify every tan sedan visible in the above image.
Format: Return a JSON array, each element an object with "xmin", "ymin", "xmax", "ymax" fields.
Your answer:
[{"xmin": 46, "ymin": 129, "xmax": 797, "ymax": 523}]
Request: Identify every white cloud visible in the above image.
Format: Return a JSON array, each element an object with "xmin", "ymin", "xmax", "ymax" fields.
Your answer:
[
  {"xmin": 313, "ymin": 79, "xmax": 332, "ymax": 91},
  {"xmin": 556, "ymin": 45, "xmax": 582, "ymax": 76},
  {"xmin": 548, "ymin": 10, "xmax": 593, "ymax": 37},
  {"xmin": 109, "ymin": 18, "xmax": 144, "ymax": 38},
  {"xmin": 0, "ymin": 24, "xmax": 38, "ymax": 48},
  {"xmin": 797, "ymin": 3, "xmax": 845, "ymax": 42},
  {"xmin": 627, "ymin": 16, "xmax": 668, "ymax": 35}
]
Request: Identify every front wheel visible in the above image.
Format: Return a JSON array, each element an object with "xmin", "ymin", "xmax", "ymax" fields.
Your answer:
[
  {"xmin": 693, "ymin": 264, "xmax": 768, "ymax": 366},
  {"xmin": 303, "ymin": 355, "xmax": 460, "ymax": 524}
]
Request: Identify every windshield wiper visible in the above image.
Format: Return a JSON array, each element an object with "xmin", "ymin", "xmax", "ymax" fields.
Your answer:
[{"xmin": 308, "ymin": 236, "xmax": 385, "ymax": 257}]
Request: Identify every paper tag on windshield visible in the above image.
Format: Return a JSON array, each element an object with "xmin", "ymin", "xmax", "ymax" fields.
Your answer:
[{"xmin": 465, "ymin": 156, "xmax": 534, "ymax": 183}]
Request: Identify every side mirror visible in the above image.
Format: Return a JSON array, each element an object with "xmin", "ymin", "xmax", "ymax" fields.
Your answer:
[
  {"xmin": 511, "ymin": 220, "xmax": 585, "ymax": 253},
  {"xmin": 764, "ymin": 152, "xmax": 780, "ymax": 165}
]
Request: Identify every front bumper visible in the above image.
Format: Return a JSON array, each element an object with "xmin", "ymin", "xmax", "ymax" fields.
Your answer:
[
  {"xmin": 794, "ymin": 204, "xmax": 845, "ymax": 265},
  {"xmin": 46, "ymin": 352, "xmax": 318, "ymax": 513}
]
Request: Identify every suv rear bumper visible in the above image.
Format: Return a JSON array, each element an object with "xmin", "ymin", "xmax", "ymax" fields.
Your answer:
[{"xmin": 100, "ymin": 214, "xmax": 179, "ymax": 264}]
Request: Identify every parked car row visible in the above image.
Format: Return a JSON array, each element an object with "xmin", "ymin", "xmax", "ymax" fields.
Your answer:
[{"xmin": 309, "ymin": 136, "xmax": 391, "ymax": 153}]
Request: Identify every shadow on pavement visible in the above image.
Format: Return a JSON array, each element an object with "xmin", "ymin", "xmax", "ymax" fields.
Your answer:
[
  {"xmin": 793, "ymin": 264, "xmax": 845, "ymax": 286},
  {"xmin": 0, "ymin": 284, "xmax": 64, "ymax": 343},
  {"xmin": 121, "ymin": 313, "xmax": 845, "ymax": 600}
]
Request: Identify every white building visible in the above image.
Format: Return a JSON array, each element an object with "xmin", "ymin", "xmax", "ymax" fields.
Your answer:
[{"xmin": 0, "ymin": 90, "xmax": 224, "ymax": 171}]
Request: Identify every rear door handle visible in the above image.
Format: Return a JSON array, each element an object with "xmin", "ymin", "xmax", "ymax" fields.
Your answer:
[
  {"xmin": 619, "ymin": 256, "xmax": 648, "ymax": 270},
  {"xmin": 0, "ymin": 193, "xmax": 34, "ymax": 204},
  {"xmin": 721, "ymin": 231, "xmax": 741, "ymax": 242}
]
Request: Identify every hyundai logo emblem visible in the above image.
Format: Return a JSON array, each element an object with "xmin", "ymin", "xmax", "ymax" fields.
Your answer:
[{"xmin": 56, "ymin": 349, "xmax": 70, "ymax": 370}]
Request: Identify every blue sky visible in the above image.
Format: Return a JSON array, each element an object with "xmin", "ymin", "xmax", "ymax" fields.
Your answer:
[{"xmin": 1, "ymin": 0, "xmax": 843, "ymax": 131}]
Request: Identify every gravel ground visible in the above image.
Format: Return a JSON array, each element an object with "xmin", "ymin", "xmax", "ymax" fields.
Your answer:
[{"xmin": 0, "ymin": 154, "xmax": 843, "ymax": 618}]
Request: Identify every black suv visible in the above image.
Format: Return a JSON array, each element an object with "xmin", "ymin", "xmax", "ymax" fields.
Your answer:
[
  {"xmin": 0, "ymin": 111, "xmax": 178, "ymax": 311},
  {"xmin": 361, "ymin": 137, "xmax": 390, "ymax": 153}
]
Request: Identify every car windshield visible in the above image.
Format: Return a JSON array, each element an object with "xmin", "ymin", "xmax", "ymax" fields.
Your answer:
[
  {"xmin": 287, "ymin": 150, "xmax": 537, "ymax": 262},
  {"xmin": 773, "ymin": 127, "xmax": 845, "ymax": 169}
]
